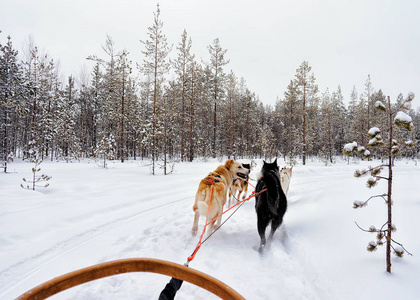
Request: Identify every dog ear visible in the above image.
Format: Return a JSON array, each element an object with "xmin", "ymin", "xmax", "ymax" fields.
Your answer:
[
  {"xmin": 290, "ymin": 166, "xmax": 293, "ymax": 170},
  {"xmin": 273, "ymin": 158, "xmax": 277, "ymax": 165},
  {"xmin": 225, "ymin": 159, "xmax": 234, "ymax": 170}
]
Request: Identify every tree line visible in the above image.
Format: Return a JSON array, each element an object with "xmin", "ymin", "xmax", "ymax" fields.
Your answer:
[{"xmin": 1, "ymin": 6, "xmax": 419, "ymax": 174}]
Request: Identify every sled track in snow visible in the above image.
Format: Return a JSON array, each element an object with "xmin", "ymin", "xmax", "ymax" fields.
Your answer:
[{"xmin": 0, "ymin": 195, "xmax": 193, "ymax": 298}]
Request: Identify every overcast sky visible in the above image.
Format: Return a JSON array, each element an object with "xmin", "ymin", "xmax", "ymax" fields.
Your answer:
[{"xmin": 1, "ymin": 0, "xmax": 419, "ymax": 109}]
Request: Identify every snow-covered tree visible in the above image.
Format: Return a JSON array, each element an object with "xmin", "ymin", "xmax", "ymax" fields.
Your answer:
[
  {"xmin": 343, "ymin": 92, "xmax": 415, "ymax": 273},
  {"xmin": 21, "ymin": 40, "xmax": 62, "ymax": 161},
  {"xmin": 318, "ymin": 89, "xmax": 334, "ymax": 164},
  {"xmin": 140, "ymin": 4, "xmax": 172, "ymax": 174},
  {"xmin": 294, "ymin": 61, "xmax": 318, "ymax": 165},
  {"xmin": 21, "ymin": 156, "xmax": 51, "ymax": 190},
  {"xmin": 363, "ymin": 74, "xmax": 374, "ymax": 130},
  {"xmin": 172, "ymin": 29, "xmax": 195, "ymax": 161},
  {"xmin": 185, "ymin": 61, "xmax": 203, "ymax": 162},
  {"xmin": 0, "ymin": 35, "xmax": 24, "ymax": 171},
  {"xmin": 278, "ymin": 80, "xmax": 300, "ymax": 164},
  {"xmin": 206, "ymin": 38, "xmax": 229, "ymax": 158},
  {"xmin": 95, "ymin": 133, "xmax": 116, "ymax": 168},
  {"xmin": 54, "ymin": 76, "xmax": 80, "ymax": 161}
]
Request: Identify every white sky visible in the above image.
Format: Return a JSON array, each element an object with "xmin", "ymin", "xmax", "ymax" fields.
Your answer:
[{"xmin": 1, "ymin": 0, "xmax": 420, "ymax": 109}]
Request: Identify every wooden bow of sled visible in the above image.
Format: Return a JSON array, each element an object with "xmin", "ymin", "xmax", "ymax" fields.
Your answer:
[{"xmin": 17, "ymin": 258, "xmax": 244, "ymax": 300}]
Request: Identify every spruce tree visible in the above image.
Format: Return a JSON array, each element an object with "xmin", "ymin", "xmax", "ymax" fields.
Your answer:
[{"xmin": 343, "ymin": 92, "xmax": 415, "ymax": 273}]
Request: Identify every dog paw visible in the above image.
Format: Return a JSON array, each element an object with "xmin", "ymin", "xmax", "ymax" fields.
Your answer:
[{"xmin": 191, "ymin": 228, "xmax": 198, "ymax": 236}]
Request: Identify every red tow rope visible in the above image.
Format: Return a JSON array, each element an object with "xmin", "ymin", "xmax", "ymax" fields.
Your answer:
[
  {"xmin": 186, "ymin": 178, "xmax": 266, "ymax": 264},
  {"xmin": 187, "ymin": 178, "xmax": 215, "ymax": 263}
]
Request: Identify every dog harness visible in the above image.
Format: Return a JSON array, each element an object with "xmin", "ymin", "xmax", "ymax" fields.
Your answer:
[{"xmin": 206, "ymin": 174, "xmax": 221, "ymax": 183}]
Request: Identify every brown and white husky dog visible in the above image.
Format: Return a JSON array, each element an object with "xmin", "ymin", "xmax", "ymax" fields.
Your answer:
[
  {"xmin": 228, "ymin": 163, "xmax": 251, "ymax": 207},
  {"xmin": 192, "ymin": 159, "xmax": 250, "ymax": 236}
]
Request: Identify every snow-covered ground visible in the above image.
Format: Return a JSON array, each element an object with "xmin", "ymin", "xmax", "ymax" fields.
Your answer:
[{"xmin": 1, "ymin": 158, "xmax": 419, "ymax": 299}]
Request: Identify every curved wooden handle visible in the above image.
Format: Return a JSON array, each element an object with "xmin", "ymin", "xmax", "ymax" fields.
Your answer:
[{"xmin": 17, "ymin": 258, "xmax": 244, "ymax": 300}]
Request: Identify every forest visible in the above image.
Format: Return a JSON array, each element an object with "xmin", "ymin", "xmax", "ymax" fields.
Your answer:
[{"xmin": 1, "ymin": 6, "xmax": 419, "ymax": 174}]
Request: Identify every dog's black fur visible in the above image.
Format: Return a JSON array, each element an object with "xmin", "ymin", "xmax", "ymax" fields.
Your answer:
[{"xmin": 255, "ymin": 159, "xmax": 287, "ymax": 253}]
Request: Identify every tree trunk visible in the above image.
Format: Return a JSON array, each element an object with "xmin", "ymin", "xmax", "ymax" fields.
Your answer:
[
  {"xmin": 228, "ymin": 95, "xmax": 232, "ymax": 159},
  {"xmin": 121, "ymin": 66, "xmax": 125, "ymax": 163},
  {"xmin": 189, "ymin": 66, "xmax": 195, "ymax": 162},
  {"xmin": 302, "ymin": 84, "xmax": 307, "ymax": 165},
  {"xmin": 152, "ymin": 38, "xmax": 158, "ymax": 175},
  {"xmin": 181, "ymin": 71, "xmax": 185, "ymax": 162},
  {"xmin": 164, "ymin": 94, "xmax": 167, "ymax": 175},
  {"xmin": 386, "ymin": 96, "xmax": 393, "ymax": 273}
]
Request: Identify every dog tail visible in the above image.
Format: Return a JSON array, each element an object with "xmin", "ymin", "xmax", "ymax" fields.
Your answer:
[{"xmin": 195, "ymin": 186, "xmax": 212, "ymax": 216}]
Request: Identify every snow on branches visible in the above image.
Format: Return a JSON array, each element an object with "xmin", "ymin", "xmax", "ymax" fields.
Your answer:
[
  {"xmin": 355, "ymin": 221, "xmax": 411, "ymax": 257},
  {"xmin": 394, "ymin": 111, "xmax": 414, "ymax": 131},
  {"xmin": 21, "ymin": 158, "xmax": 52, "ymax": 191},
  {"xmin": 343, "ymin": 92, "xmax": 415, "ymax": 273}
]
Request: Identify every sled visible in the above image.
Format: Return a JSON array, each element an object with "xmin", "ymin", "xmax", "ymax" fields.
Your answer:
[{"xmin": 17, "ymin": 258, "xmax": 244, "ymax": 299}]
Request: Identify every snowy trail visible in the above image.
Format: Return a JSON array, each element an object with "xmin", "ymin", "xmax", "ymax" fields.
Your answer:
[
  {"xmin": 1, "ymin": 159, "xmax": 419, "ymax": 299},
  {"xmin": 0, "ymin": 195, "xmax": 191, "ymax": 298}
]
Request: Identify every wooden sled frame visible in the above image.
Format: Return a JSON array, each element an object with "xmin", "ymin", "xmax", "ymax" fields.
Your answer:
[{"xmin": 17, "ymin": 258, "xmax": 244, "ymax": 300}]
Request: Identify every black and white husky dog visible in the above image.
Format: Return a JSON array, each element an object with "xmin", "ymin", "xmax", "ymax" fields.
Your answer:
[{"xmin": 255, "ymin": 159, "xmax": 287, "ymax": 253}]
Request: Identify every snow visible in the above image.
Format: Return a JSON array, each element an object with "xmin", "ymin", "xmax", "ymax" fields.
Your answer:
[
  {"xmin": 394, "ymin": 111, "xmax": 412, "ymax": 123},
  {"xmin": 374, "ymin": 101, "xmax": 386, "ymax": 110},
  {"xmin": 1, "ymin": 158, "xmax": 420, "ymax": 300},
  {"xmin": 353, "ymin": 200, "xmax": 364, "ymax": 207},
  {"xmin": 368, "ymin": 135, "xmax": 383, "ymax": 146},
  {"xmin": 344, "ymin": 142, "xmax": 357, "ymax": 152},
  {"xmin": 368, "ymin": 127, "xmax": 380, "ymax": 137}
]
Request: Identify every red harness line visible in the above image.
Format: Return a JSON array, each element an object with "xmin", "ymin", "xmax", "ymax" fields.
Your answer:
[{"xmin": 187, "ymin": 178, "xmax": 267, "ymax": 263}]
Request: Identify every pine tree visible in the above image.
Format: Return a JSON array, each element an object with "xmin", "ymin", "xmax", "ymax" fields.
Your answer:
[
  {"xmin": 186, "ymin": 61, "xmax": 202, "ymax": 162},
  {"xmin": 207, "ymin": 38, "xmax": 229, "ymax": 158},
  {"xmin": 172, "ymin": 29, "xmax": 195, "ymax": 161},
  {"xmin": 21, "ymin": 156, "xmax": 51, "ymax": 190},
  {"xmin": 55, "ymin": 76, "xmax": 79, "ymax": 161},
  {"xmin": 331, "ymin": 86, "xmax": 347, "ymax": 157},
  {"xmin": 319, "ymin": 89, "xmax": 334, "ymax": 164},
  {"xmin": 294, "ymin": 61, "xmax": 318, "ymax": 165},
  {"xmin": 0, "ymin": 35, "xmax": 24, "ymax": 171},
  {"xmin": 95, "ymin": 133, "xmax": 116, "ymax": 168},
  {"xmin": 74, "ymin": 67, "xmax": 96, "ymax": 158},
  {"xmin": 363, "ymin": 74, "xmax": 374, "ymax": 130},
  {"xmin": 21, "ymin": 41, "xmax": 60, "ymax": 161},
  {"xmin": 114, "ymin": 49, "xmax": 132, "ymax": 162},
  {"xmin": 88, "ymin": 36, "xmax": 137, "ymax": 163},
  {"xmin": 224, "ymin": 70, "xmax": 238, "ymax": 158},
  {"xmin": 345, "ymin": 86, "xmax": 359, "ymax": 150},
  {"xmin": 279, "ymin": 80, "xmax": 300, "ymax": 163},
  {"xmin": 343, "ymin": 92, "xmax": 415, "ymax": 273},
  {"xmin": 140, "ymin": 4, "xmax": 171, "ymax": 174}
]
